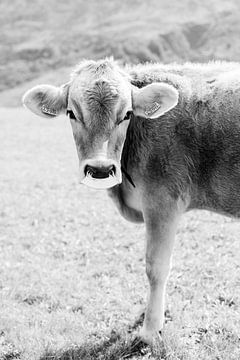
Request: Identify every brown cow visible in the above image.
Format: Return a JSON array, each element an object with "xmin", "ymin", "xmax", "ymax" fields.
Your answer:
[{"xmin": 22, "ymin": 58, "xmax": 240, "ymax": 344}]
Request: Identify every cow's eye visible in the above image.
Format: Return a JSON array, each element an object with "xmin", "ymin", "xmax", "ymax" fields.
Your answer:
[
  {"xmin": 66, "ymin": 110, "xmax": 76, "ymax": 120},
  {"xmin": 124, "ymin": 111, "xmax": 132, "ymax": 120},
  {"xmin": 117, "ymin": 111, "xmax": 132, "ymax": 125}
]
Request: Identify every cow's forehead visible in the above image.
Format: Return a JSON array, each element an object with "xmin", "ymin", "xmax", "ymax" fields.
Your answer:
[
  {"xmin": 68, "ymin": 59, "xmax": 132, "ymax": 110},
  {"xmin": 70, "ymin": 77, "xmax": 119, "ymax": 105}
]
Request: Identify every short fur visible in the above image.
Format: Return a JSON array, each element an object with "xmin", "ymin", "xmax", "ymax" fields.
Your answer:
[
  {"xmin": 119, "ymin": 61, "xmax": 240, "ymax": 216},
  {"xmin": 109, "ymin": 60, "xmax": 240, "ymax": 342},
  {"xmin": 23, "ymin": 58, "xmax": 240, "ymax": 344}
]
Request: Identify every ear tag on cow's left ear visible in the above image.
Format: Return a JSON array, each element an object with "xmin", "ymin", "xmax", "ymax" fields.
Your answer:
[
  {"xmin": 144, "ymin": 101, "xmax": 161, "ymax": 117},
  {"xmin": 41, "ymin": 105, "xmax": 57, "ymax": 116}
]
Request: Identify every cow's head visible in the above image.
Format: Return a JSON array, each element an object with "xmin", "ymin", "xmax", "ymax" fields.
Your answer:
[{"xmin": 23, "ymin": 59, "xmax": 178, "ymax": 189}]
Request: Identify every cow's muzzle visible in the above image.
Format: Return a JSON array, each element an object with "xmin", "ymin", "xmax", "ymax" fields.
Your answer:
[
  {"xmin": 84, "ymin": 164, "xmax": 116, "ymax": 179},
  {"xmin": 80, "ymin": 159, "xmax": 121, "ymax": 189}
]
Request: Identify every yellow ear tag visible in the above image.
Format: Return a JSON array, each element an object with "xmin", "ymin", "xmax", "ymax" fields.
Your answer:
[
  {"xmin": 41, "ymin": 105, "xmax": 57, "ymax": 116},
  {"xmin": 144, "ymin": 102, "xmax": 161, "ymax": 116}
]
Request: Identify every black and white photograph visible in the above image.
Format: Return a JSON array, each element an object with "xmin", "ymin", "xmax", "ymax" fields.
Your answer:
[{"xmin": 0, "ymin": 1, "xmax": 240, "ymax": 359}]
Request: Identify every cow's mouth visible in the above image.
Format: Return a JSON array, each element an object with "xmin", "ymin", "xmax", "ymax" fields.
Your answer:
[{"xmin": 81, "ymin": 164, "xmax": 121, "ymax": 189}]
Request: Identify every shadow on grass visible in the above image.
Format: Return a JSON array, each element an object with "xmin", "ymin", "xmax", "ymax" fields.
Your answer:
[
  {"xmin": 40, "ymin": 332, "xmax": 147, "ymax": 360},
  {"xmin": 39, "ymin": 315, "xmax": 166, "ymax": 360}
]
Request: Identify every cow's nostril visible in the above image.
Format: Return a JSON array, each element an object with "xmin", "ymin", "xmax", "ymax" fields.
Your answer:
[
  {"xmin": 84, "ymin": 165, "xmax": 94, "ymax": 176},
  {"xmin": 84, "ymin": 165, "xmax": 116, "ymax": 179},
  {"xmin": 108, "ymin": 165, "xmax": 116, "ymax": 176}
]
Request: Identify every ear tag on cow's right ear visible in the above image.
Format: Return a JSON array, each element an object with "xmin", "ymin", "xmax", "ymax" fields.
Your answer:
[
  {"xmin": 144, "ymin": 102, "xmax": 161, "ymax": 117},
  {"xmin": 41, "ymin": 105, "xmax": 57, "ymax": 116}
]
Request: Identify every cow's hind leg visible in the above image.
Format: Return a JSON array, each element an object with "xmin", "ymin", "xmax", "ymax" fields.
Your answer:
[{"xmin": 139, "ymin": 195, "xmax": 184, "ymax": 344}]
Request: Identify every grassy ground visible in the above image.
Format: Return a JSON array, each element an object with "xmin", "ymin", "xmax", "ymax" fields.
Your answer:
[{"xmin": 0, "ymin": 107, "xmax": 239, "ymax": 359}]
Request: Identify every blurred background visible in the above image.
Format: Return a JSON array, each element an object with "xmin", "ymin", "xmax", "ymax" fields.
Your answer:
[
  {"xmin": 1, "ymin": 0, "xmax": 240, "ymax": 107},
  {"xmin": 1, "ymin": 2, "xmax": 240, "ymax": 359}
]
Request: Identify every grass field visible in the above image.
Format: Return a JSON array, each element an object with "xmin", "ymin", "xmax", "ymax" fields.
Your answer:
[{"xmin": 0, "ymin": 107, "xmax": 240, "ymax": 359}]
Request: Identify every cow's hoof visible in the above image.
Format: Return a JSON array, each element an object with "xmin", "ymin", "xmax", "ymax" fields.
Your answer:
[{"xmin": 139, "ymin": 327, "xmax": 163, "ymax": 345}]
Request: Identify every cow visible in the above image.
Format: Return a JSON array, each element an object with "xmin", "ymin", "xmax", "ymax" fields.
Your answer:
[{"xmin": 22, "ymin": 58, "xmax": 240, "ymax": 344}]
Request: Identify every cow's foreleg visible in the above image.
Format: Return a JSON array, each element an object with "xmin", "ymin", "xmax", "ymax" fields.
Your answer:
[{"xmin": 139, "ymin": 198, "xmax": 183, "ymax": 344}]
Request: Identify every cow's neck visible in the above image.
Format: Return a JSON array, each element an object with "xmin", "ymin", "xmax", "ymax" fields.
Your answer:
[
  {"xmin": 121, "ymin": 116, "xmax": 149, "ymax": 184},
  {"xmin": 106, "ymin": 117, "xmax": 148, "ymax": 223}
]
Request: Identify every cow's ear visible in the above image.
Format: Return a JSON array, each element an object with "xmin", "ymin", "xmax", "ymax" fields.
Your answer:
[
  {"xmin": 22, "ymin": 84, "xmax": 69, "ymax": 118},
  {"xmin": 132, "ymin": 83, "xmax": 178, "ymax": 119}
]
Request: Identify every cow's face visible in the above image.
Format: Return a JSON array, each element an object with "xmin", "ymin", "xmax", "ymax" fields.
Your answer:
[{"xmin": 23, "ymin": 59, "xmax": 179, "ymax": 189}]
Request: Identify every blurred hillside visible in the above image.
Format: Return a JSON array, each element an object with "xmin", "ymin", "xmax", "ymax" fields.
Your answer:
[{"xmin": 1, "ymin": 0, "xmax": 240, "ymax": 105}]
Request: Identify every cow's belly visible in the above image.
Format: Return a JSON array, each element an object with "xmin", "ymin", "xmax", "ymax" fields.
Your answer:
[{"xmin": 190, "ymin": 178, "xmax": 240, "ymax": 218}]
